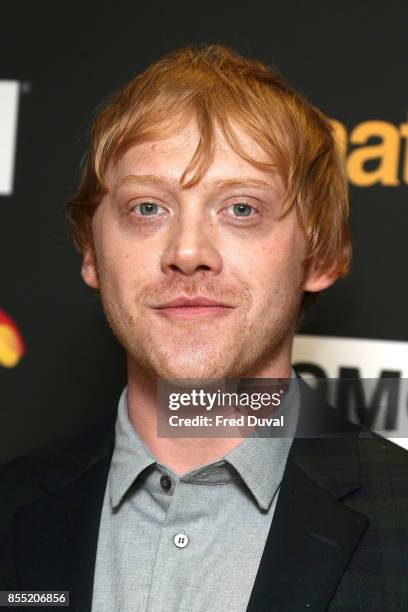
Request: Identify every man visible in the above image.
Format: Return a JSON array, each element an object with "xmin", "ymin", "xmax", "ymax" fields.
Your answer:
[{"xmin": 1, "ymin": 45, "xmax": 407, "ymax": 611}]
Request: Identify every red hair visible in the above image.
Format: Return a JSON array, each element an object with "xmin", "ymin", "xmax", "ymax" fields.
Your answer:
[{"xmin": 67, "ymin": 44, "xmax": 350, "ymax": 283}]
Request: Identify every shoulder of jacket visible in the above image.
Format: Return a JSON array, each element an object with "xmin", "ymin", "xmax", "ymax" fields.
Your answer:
[
  {"xmin": 0, "ymin": 435, "xmax": 70, "ymax": 507},
  {"xmin": 357, "ymin": 430, "xmax": 408, "ymax": 463},
  {"xmin": 0, "ymin": 409, "xmax": 116, "ymax": 508}
]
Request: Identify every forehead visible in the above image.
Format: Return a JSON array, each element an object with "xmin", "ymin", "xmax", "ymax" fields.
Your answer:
[{"xmin": 106, "ymin": 120, "xmax": 284, "ymax": 194}]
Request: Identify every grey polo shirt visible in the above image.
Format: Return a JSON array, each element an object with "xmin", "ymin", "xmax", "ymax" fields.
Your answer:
[{"xmin": 91, "ymin": 378, "xmax": 299, "ymax": 612}]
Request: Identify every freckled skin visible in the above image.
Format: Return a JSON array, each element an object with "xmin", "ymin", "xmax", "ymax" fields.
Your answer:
[{"xmin": 81, "ymin": 121, "xmax": 335, "ymax": 382}]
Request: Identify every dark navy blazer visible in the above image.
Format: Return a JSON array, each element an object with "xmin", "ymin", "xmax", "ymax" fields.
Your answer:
[{"xmin": 1, "ymin": 381, "xmax": 407, "ymax": 611}]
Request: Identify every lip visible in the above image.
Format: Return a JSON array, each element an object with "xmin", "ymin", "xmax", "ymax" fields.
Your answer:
[
  {"xmin": 152, "ymin": 296, "xmax": 236, "ymax": 319},
  {"xmin": 157, "ymin": 296, "xmax": 233, "ymax": 308}
]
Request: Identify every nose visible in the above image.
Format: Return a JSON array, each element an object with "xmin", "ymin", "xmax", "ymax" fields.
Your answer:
[{"xmin": 160, "ymin": 211, "xmax": 222, "ymax": 277}]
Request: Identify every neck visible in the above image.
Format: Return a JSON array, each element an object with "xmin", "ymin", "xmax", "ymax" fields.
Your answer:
[{"xmin": 125, "ymin": 354, "xmax": 292, "ymax": 475}]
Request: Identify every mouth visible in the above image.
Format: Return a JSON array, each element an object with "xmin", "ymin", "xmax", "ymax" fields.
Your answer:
[{"xmin": 151, "ymin": 296, "xmax": 236, "ymax": 319}]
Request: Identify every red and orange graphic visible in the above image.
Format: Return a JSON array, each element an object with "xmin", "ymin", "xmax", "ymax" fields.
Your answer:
[{"xmin": 0, "ymin": 309, "xmax": 26, "ymax": 368}]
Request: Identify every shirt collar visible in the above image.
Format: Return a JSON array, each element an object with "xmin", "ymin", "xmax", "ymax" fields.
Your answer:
[
  {"xmin": 109, "ymin": 387, "xmax": 156, "ymax": 508},
  {"xmin": 225, "ymin": 372, "xmax": 300, "ymax": 510},
  {"xmin": 109, "ymin": 372, "xmax": 299, "ymax": 511}
]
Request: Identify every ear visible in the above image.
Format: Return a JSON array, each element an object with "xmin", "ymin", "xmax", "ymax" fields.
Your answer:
[
  {"xmin": 81, "ymin": 247, "xmax": 99, "ymax": 289},
  {"xmin": 303, "ymin": 262, "xmax": 339, "ymax": 293}
]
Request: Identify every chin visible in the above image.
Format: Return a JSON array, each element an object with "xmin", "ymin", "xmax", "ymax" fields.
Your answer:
[
  {"xmin": 157, "ymin": 361, "xmax": 230, "ymax": 382},
  {"xmin": 139, "ymin": 346, "xmax": 238, "ymax": 382}
]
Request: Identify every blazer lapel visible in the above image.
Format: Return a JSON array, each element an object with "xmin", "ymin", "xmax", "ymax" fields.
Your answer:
[
  {"xmin": 12, "ymin": 412, "xmax": 116, "ymax": 612},
  {"xmin": 246, "ymin": 383, "xmax": 370, "ymax": 612},
  {"xmin": 246, "ymin": 453, "xmax": 369, "ymax": 612}
]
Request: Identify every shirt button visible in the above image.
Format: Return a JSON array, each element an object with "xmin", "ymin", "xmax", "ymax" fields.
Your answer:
[
  {"xmin": 160, "ymin": 475, "xmax": 172, "ymax": 492},
  {"xmin": 174, "ymin": 533, "xmax": 189, "ymax": 548}
]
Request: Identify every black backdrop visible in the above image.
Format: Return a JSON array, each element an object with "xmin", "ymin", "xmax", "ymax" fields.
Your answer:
[{"xmin": 1, "ymin": 1, "xmax": 408, "ymax": 462}]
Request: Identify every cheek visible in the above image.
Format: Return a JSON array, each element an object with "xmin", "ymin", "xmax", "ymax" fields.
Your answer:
[
  {"xmin": 226, "ymin": 230, "xmax": 303, "ymax": 282},
  {"xmin": 93, "ymin": 228, "xmax": 128, "ymax": 296},
  {"xmin": 97, "ymin": 233, "xmax": 160, "ymax": 307},
  {"xmin": 95, "ymin": 215, "xmax": 132, "ymax": 272},
  {"xmin": 224, "ymin": 229, "xmax": 305, "ymax": 310}
]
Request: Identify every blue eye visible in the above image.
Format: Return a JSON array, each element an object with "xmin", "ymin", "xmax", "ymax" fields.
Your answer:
[
  {"xmin": 138, "ymin": 202, "xmax": 159, "ymax": 215},
  {"xmin": 227, "ymin": 203, "xmax": 257, "ymax": 217}
]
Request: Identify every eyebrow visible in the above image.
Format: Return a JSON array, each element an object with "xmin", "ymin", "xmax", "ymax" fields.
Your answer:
[{"xmin": 112, "ymin": 174, "xmax": 277, "ymax": 197}]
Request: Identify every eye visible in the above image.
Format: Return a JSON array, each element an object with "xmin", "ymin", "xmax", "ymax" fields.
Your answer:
[
  {"xmin": 225, "ymin": 203, "xmax": 258, "ymax": 217},
  {"xmin": 130, "ymin": 202, "xmax": 166, "ymax": 216}
]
